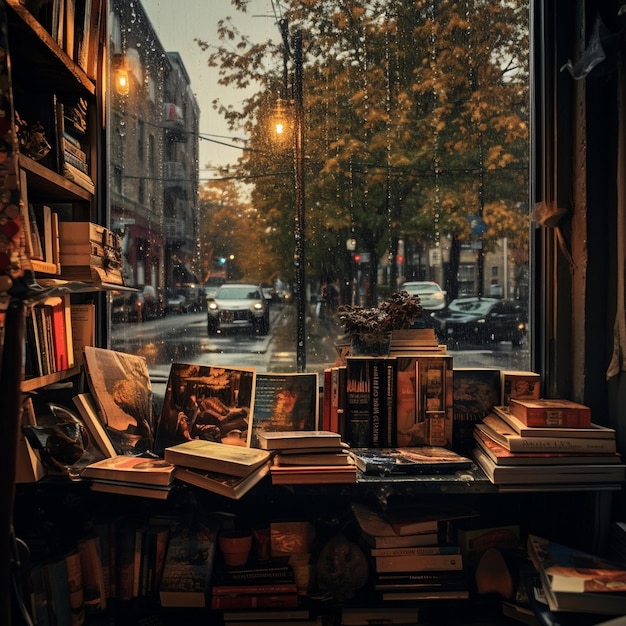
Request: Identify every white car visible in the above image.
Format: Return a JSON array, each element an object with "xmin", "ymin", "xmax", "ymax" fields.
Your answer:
[
  {"xmin": 400, "ymin": 281, "xmax": 447, "ymax": 311},
  {"xmin": 207, "ymin": 283, "xmax": 270, "ymax": 335}
]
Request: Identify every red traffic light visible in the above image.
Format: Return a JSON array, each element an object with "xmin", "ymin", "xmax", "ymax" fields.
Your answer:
[{"xmin": 353, "ymin": 253, "xmax": 361, "ymax": 263}]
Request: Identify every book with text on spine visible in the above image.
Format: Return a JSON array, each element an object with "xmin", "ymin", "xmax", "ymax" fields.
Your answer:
[
  {"xmin": 493, "ymin": 405, "xmax": 615, "ymax": 438},
  {"xmin": 479, "ymin": 415, "xmax": 617, "ymax": 453},
  {"xmin": 509, "ymin": 398, "xmax": 592, "ymax": 427}
]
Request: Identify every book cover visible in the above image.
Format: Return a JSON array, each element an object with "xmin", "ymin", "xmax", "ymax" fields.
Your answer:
[
  {"xmin": 164, "ymin": 439, "xmax": 271, "ymax": 477},
  {"xmin": 474, "ymin": 429, "xmax": 621, "ymax": 466},
  {"xmin": 473, "ymin": 447, "xmax": 626, "ymax": 485},
  {"xmin": 256, "ymin": 430, "xmax": 343, "ymax": 450},
  {"xmin": 80, "ymin": 455, "xmax": 175, "ymax": 486},
  {"xmin": 155, "ymin": 362, "xmax": 256, "ymax": 453},
  {"xmin": 493, "ymin": 405, "xmax": 615, "ymax": 439},
  {"xmin": 452, "ymin": 367, "xmax": 501, "ymax": 451},
  {"xmin": 527, "ymin": 534, "xmax": 626, "ymax": 614},
  {"xmin": 159, "ymin": 518, "xmax": 220, "ymax": 608},
  {"xmin": 351, "ymin": 502, "xmax": 440, "ymax": 538},
  {"xmin": 415, "ymin": 355, "xmax": 454, "ymax": 447},
  {"xmin": 509, "ymin": 398, "xmax": 592, "ymax": 427},
  {"xmin": 500, "ymin": 370, "xmax": 541, "ymax": 406},
  {"xmin": 73, "ymin": 393, "xmax": 118, "ymax": 458},
  {"xmin": 345, "ymin": 357, "xmax": 371, "ymax": 447},
  {"xmin": 349, "ymin": 446, "xmax": 472, "ymax": 476},
  {"xmin": 251, "ymin": 372, "xmax": 319, "ymax": 447},
  {"xmin": 478, "ymin": 416, "xmax": 617, "ymax": 453},
  {"xmin": 82, "ymin": 347, "xmax": 155, "ymax": 454},
  {"xmin": 77, "ymin": 535, "xmax": 106, "ymax": 612},
  {"xmin": 173, "ymin": 461, "xmax": 272, "ymax": 500}
]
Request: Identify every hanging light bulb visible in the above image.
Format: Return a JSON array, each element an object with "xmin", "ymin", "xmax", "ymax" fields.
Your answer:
[{"xmin": 113, "ymin": 54, "xmax": 130, "ymax": 96}]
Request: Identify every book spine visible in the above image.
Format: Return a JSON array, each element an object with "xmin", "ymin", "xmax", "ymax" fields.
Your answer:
[
  {"xmin": 210, "ymin": 593, "xmax": 299, "ymax": 610},
  {"xmin": 212, "ymin": 583, "xmax": 298, "ymax": 595},
  {"xmin": 345, "ymin": 357, "xmax": 371, "ymax": 447},
  {"xmin": 506, "ymin": 436, "xmax": 616, "ymax": 453},
  {"xmin": 374, "ymin": 553, "xmax": 463, "ymax": 573},
  {"xmin": 369, "ymin": 358, "xmax": 383, "ymax": 447},
  {"xmin": 514, "ymin": 410, "xmax": 592, "ymax": 428},
  {"xmin": 369, "ymin": 545, "xmax": 461, "ymax": 557},
  {"xmin": 383, "ymin": 358, "xmax": 397, "ymax": 447}
]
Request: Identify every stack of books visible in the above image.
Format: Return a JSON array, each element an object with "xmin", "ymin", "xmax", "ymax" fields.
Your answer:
[
  {"xmin": 210, "ymin": 560, "xmax": 300, "ymax": 611},
  {"xmin": 257, "ymin": 431, "xmax": 357, "ymax": 484},
  {"xmin": 473, "ymin": 400, "xmax": 625, "ymax": 488},
  {"xmin": 164, "ymin": 440, "xmax": 272, "ymax": 499},
  {"xmin": 351, "ymin": 503, "xmax": 470, "ymax": 601},
  {"xmin": 80, "ymin": 454, "xmax": 176, "ymax": 500}
]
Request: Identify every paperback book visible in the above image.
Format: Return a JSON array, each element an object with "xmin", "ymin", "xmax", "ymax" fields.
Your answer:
[
  {"xmin": 269, "ymin": 464, "xmax": 357, "ymax": 485},
  {"xmin": 173, "ymin": 461, "xmax": 272, "ymax": 500},
  {"xmin": 256, "ymin": 430, "xmax": 343, "ymax": 450},
  {"xmin": 164, "ymin": 439, "xmax": 271, "ymax": 477},
  {"xmin": 274, "ymin": 451, "xmax": 352, "ymax": 466},
  {"xmin": 348, "ymin": 446, "xmax": 472, "ymax": 476},
  {"xmin": 80, "ymin": 455, "xmax": 175, "ymax": 486},
  {"xmin": 478, "ymin": 416, "xmax": 617, "ymax": 454},
  {"xmin": 89, "ymin": 479, "xmax": 174, "ymax": 500},
  {"xmin": 527, "ymin": 534, "xmax": 626, "ymax": 615},
  {"xmin": 508, "ymin": 398, "xmax": 592, "ymax": 427}
]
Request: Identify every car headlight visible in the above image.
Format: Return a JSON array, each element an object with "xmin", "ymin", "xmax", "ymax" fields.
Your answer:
[
  {"xmin": 477, "ymin": 318, "xmax": 486, "ymax": 324},
  {"xmin": 208, "ymin": 302, "xmax": 218, "ymax": 311},
  {"xmin": 253, "ymin": 303, "xmax": 264, "ymax": 311}
]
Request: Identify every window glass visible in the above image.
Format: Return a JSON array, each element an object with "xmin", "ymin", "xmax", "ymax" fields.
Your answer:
[{"xmin": 108, "ymin": 0, "xmax": 531, "ymax": 381}]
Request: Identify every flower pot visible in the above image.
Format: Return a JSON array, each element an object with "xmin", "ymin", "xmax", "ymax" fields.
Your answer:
[{"xmin": 219, "ymin": 530, "xmax": 253, "ymax": 567}]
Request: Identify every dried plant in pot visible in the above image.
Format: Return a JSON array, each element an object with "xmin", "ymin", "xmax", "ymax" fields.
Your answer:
[{"xmin": 337, "ymin": 291, "xmax": 422, "ymax": 356}]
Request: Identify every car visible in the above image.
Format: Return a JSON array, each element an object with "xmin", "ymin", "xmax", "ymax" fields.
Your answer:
[
  {"xmin": 430, "ymin": 296, "xmax": 527, "ymax": 347},
  {"xmin": 207, "ymin": 282, "xmax": 270, "ymax": 335},
  {"xmin": 165, "ymin": 292, "xmax": 187, "ymax": 314},
  {"xmin": 400, "ymin": 281, "xmax": 447, "ymax": 311}
]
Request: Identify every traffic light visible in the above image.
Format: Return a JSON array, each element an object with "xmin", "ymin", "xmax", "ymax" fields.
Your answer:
[{"xmin": 353, "ymin": 253, "xmax": 361, "ymax": 263}]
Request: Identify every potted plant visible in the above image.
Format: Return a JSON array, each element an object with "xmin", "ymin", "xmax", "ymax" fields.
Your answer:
[{"xmin": 337, "ymin": 290, "xmax": 422, "ymax": 356}]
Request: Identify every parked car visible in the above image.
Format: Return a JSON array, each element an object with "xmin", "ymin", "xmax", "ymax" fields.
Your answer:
[
  {"xmin": 400, "ymin": 281, "xmax": 447, "ymax": 311},
  {"xmin": 165, "ymin": 292, "xmax": 187, "ymax": 314},
  {"xmin": 111, "ymin": 289, "xmax": 162, "ymax": 322},
  {"xmin": 430, "ymin": 297, "xmax": 527, "ymax": 346},
  {"xmin": 207, "ymin": 282, "xmax": 270, "ymax": 335}
]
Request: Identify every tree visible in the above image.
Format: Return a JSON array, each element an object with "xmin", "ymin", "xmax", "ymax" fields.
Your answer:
[{"xmin": 198, "ymin": 0, "xmax": 529, "ymax": 304}]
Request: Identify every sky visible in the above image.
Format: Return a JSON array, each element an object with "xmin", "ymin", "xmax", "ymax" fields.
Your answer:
[{"xmin": 141, "ymin": 0, "xmax": 280, "ymax": 179}]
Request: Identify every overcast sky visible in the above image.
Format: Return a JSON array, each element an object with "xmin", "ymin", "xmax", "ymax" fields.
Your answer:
[{"xmin": 141, "ymin": 0, "xmax": 279, "ymax": 178}]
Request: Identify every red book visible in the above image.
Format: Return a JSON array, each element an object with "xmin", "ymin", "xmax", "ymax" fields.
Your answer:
[
  {"xmin": 210, "ymin": 593, "xmax": 299, "ymax": 610},
  {"xmin": 508, "ymin": 398, "xmax": 591, "ymax": 428},
  {"xmin": 211, "ymin": 582, "xmax": 298, "ymax": 595}
]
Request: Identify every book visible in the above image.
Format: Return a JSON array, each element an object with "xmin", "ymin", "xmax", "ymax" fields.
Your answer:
[
  {"xmin": 44, "ymin": 556, "xmax": 73, "ymax": 626},
  {"xmin": 493, "ymin": 405, "xmax": 615, "ymax": 439},
  {"xmin": 269, "ymin": 464, "xmax": 357, "ymax": 484},
  {"xmin": 159, "ymin": 518, "xmax": 219, "ymax": 608},
  {"xmin": 360, "ymin": 531, "xmax": 440, "ymax": 549},
  {"xmin": 479, "ymin": 416, "xmax": 617, "ymax": 453},
  {"xmin": 173, "ymin": 460, "xmax": 272, "ymax": 499},
  {"xmin": 213, "ymin": 562, "xmax": 295, "ymax": 585},
  {"xmin": 374, "ymin": 552, "xmax": 464, "ymax": 573},
  {"xmin": 473, "ymin": 447, "xmax": 626, "ymax": 485},
  {"xmin": 500, "ymin": 370, "xmax": 541, "ymax": 406},
  {"xmin": 344, "ymin": 357, "xmax": 371, "ymax": 447},
  {"xmin": 165, "ymin": 439, "xmax": 271, "ymax": 477},
  {"xmin": 256, "ymin": 430, "xmax": 343, "ymax": 450},
  {"xmin": 373, "ymin": 570, "xmax": 468, "ymax": 590},
  {"xmin": 155, "ymin": 363, "xmax": 256, "ymax": 453},
  {"xmin": 210, "ymin": 593, "xmax": 299, "ymax": 610},
  {"xmin": 82, "ymin": 347, "xmax": 155, "ymax": 454},
  {"xmin": 452, "ymin": 367, "xmax": 501, "ymax": 451},
  {"xmin": 341, "ymin": 606, "xmax": 420, "ymax": 625},
  {"xmin": 351, "ymin": 502, "xmax": 440, "ymax": 538},
  {"xmin": 474, "ymin": 429, "xmax": 621, "ymax": 466},
  {"xmin": 77, "ymin": 535, "xmax": 106, "ymax": 612},
  {"xmin": 527, "ymin": 534, "xmax": 626, "ymax": 614},
  {"xmin": 70, "ymin": 303, "xmax": 95, "ymax": 358},
  {"xmin": 73, "ymin": 393, "xmax": 118, "ymax": 458},
  {"xmin": 80, "ymin": 455, "xmax": 175, "ymax": 486},
  {"xmin": 274, "ymin": 451, "xmax": 352, "ymax": 466},
  {"xmin": 251, "ymin": 372, "xmax": 319, "ymax": 446},
  {"xmin": 348, "ymin": 447, "xmax": 472, "ymax": 475},
  {"xmin": 224, "ymin": 617, "xmax": 322, "ymax": 626},
  {"xmin": 221, "ymin": 608, "xmax": 310, "ymax": 621},
  {"xmin": 89, "ymin": 479, "xmax": 174, "ymax": 500},
  {"xmin": 509, "ymin": 398, "xmax": 592, "ymax": 427},
  {"xmin": 381, "ymin": 588, "xmax": 469, "ymax": 600},
  {"xmin": 369, "ymin": 544, "xmax": 461, "ymax": 557},
  {"xmin": 64, "ymin": 548, "xmax": 85, "ymax": 626},
  {"xmin": 212, "ymin": 582, "xmax": 298, "ymax": 595}
]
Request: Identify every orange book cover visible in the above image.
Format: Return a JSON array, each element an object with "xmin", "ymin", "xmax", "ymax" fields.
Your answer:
[{"xmin": 508, "ymin": 398, "xmax": 591, "ymax": 428}]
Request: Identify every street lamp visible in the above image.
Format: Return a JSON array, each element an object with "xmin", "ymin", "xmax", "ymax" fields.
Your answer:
[{"xmin": 275, "ymin": 20, "xmax": 306, "ymax": 372}]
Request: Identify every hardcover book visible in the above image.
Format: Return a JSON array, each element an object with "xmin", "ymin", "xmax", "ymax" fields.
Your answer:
[
  {"xmin": 374, "ymin": 552, "xmax": 464, "ymax": 573},
  {"xmin": 500, "ymin": 370, "xmax": 541, "ymax": 406},
  {"xmin": 210, "ymin": 593, "xmax": 299, "ymax": 610},
  {"xmin": 80, "ymin": 455, "xmax": 175, "ymax": 486},
  {"xmin": 351, "ymin": 502, "xmax": 440, "ymax": 538},
  {"xmin": 173, "ymin": 461, "xmax": 272, "ymax": 500},
  {"xmin": 269, "ymin": 464, "xmax": 357, "ymax": 485},
  {"xmin": 349, "ymin": 446, "xmax": 472, "ymax": 476},
  {"xmin": 82, "ymin": 347, "xmax": 155, "ymax": 454},
  {"xmin": 159, "ymin": 518, "xmax": 220, "ymax": 608},
  {"xmin": 89, "ymin": 479, "xmax": 174, "ymax": 501},
  {"xmin": 474, "ymin": 429, "xmax": 621, "ymax": 466},
  {"xmin": 345, "ymin": 357, "xmax": 372, "ymax": 447},
  {"xmin": 527, "ymin": 534, "xmax": 626, "ymax": 615},
  {"xmin": 473, "ymin": 447, "xmax": 626, "ymax": 485},
  {"xmin": 508, "ymin": 398, "xmax": 592, "ymax": 427},
  {"xmin": 256, "ymin": 430, "xmax": 343, "ymax": 450},
  {"xmin": 251, "ymin": 372, "xmax": 319, "ymax": 447},
  {"xmin": 164, "ymin": 439, "xmax": 271, "ymax": 477},
  {"xmin": 493, "ymin": 405, "xmax": 615, "ymax": 439},
  {"xmin": 360, "ymin": 531, "xmax": 440, "ymax": 549},
  {"xmin": 274, "ymin": 451, "xmax": 352, "ymax": 466},
  {"xmin": 155, "ymin": 363, "xmax": 256, "ymax": 453},
  {"xmin": 479, "ymin": 416, "xmax": 617, "ymax": 453}
]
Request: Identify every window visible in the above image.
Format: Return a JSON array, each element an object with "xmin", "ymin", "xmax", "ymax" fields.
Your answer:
[{"xmin": 108, "ymin": 0, "xmax": 531, "ymax": 381}]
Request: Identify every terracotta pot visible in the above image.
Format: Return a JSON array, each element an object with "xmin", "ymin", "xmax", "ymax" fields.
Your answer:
[{"xmin": 219, "ymin": 530, "xmax": 253, "ymax": 567}]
